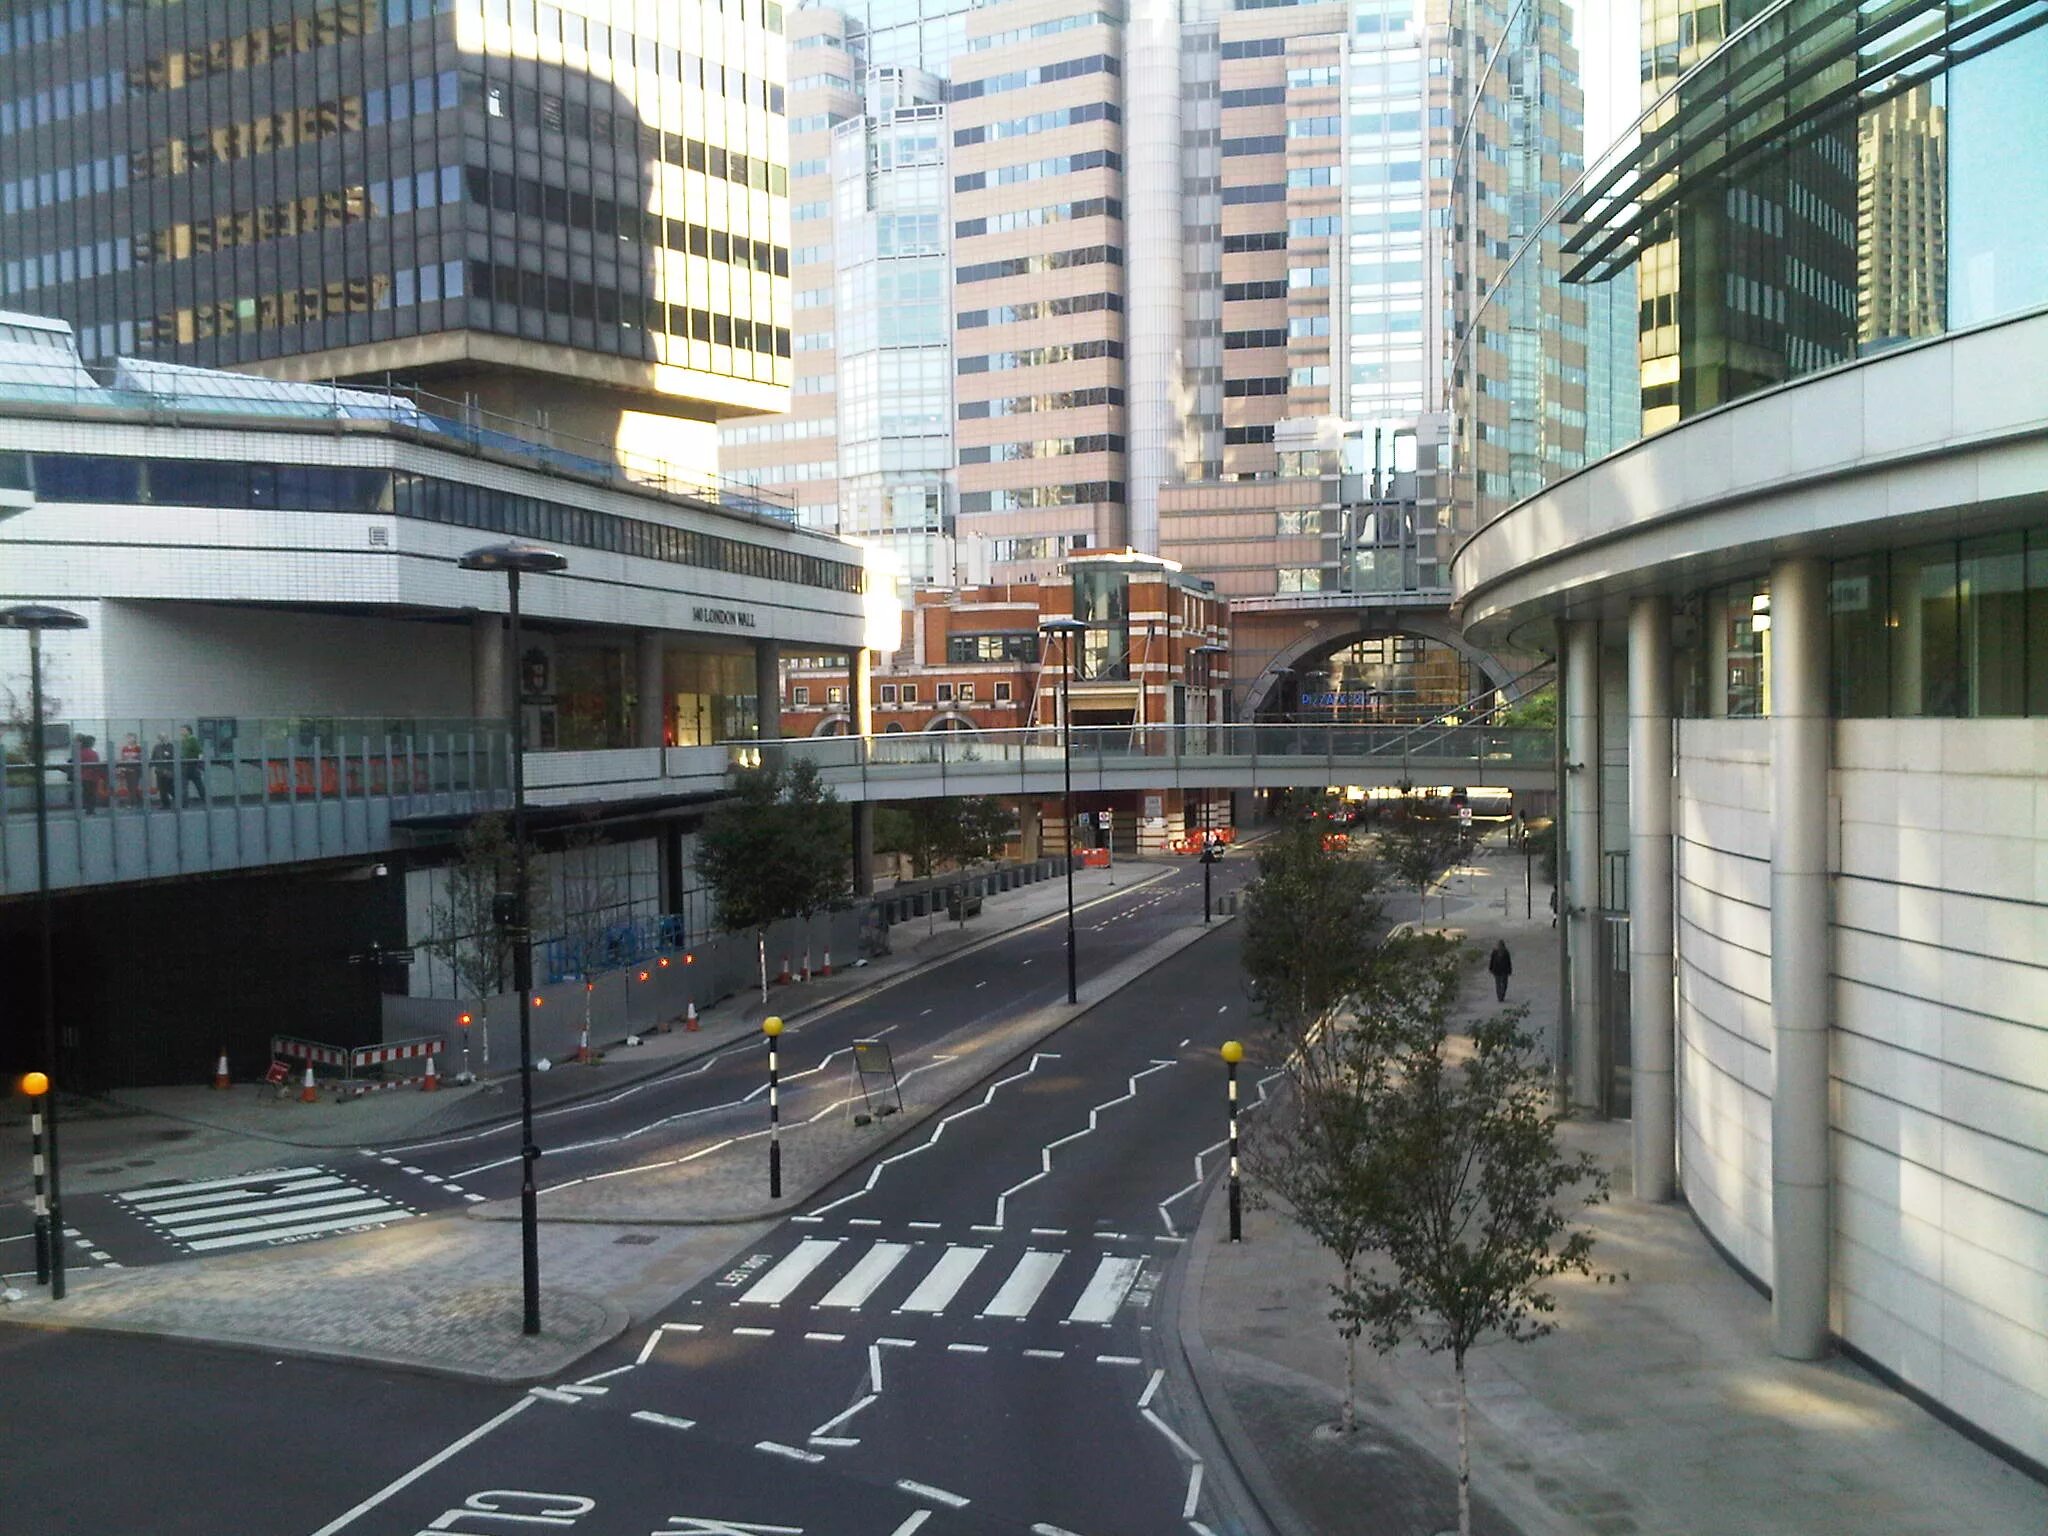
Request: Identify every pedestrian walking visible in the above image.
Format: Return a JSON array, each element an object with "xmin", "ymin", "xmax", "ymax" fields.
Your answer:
[
  {"xmin": 1488, "ymin": 938, "xmax": 1513, "ymax": 1002},
  {"xmin": 116, "ymin": 732, "xmax": 143, "ymax": 806},
  {"xmin": 149, "ymin": 732, "xmax": 175, "ymax": 808},
  {"xmin": 75, "ymin": 734, "xmax": 106, "ymax": 813},
  {"xmin": 178, "ymin": 724, "xmax": 206, "ymax": 805}
]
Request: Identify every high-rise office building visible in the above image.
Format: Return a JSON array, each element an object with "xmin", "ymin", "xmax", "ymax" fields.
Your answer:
[
  {"xmin": 722, "ymin": 0, "xmax": 1587, "ymax": 602},
  {"xmin": 0, "ymin": 0, "xmax": 794, "ymax": 457}
]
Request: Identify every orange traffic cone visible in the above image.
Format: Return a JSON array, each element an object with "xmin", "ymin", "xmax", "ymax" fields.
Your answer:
[
  {"xmin": 684, "ymin": 1001, "xmax": 700, "ymax": 1032},
  {"xmin": 420, "ymin": 1053, "xmax": 441, "ymax": 1091},
  {"xmin": 820, "ymin": 949, "xmax": 832, "ymax": 978},
  {"xmin": 212, "ymin": 1049, "xmax": 232, "ymax": 1091},
  {"xmin": 777, "ymin": 954, "xmax": 792, "ymax": 985},
  {"xmin": 298, "ymin": 1063, "xmax": 319, "ymax": 1103}
]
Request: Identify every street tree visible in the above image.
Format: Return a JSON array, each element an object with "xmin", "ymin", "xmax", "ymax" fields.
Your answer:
[
  {"xmin": 1238, "ymin": 819, "xmax": 1382, "ymax": 1045},
  {"xmin": 697, "ymin": 756, "xmax": 850, "ymax": 1000},
  {"xmin": 1379, "ymin": 792, "xmax": 1461, "ymax": 921},
  {"xmin": 559, "ymin": 827, "xmax": 624, "ymax": 1058},
  {"xmin": 424, "ymin": 811, "xmax": 552, "ymax": 1072},
  {"xmin": 1338, "ymin": 942, "xmax": 1613, "ymax": 1536}
]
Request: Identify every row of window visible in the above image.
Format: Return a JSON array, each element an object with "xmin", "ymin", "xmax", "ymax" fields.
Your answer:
[
  {"xmin": 1222, "ymin": 229, "xmax": 1287, "ymax": 253},
  {"xmin": 481, "ymin": 83, "xmax": 790, "ymax": 192},
  {"xmin": 0, "ymin": 0, "xmax": 124, "ymax": 54},
  {"xmin": 945, "ymin": 632, "xmax": 1041, "ymax": 662},
  {"xmin": 957, "ymin": 339, "xmax": 1125, "ymax": 374},
  {"xmin": 950, "ymin": 53, "xmax": 1118, "ymax": 102},
  {"xmin": 23, "ymin": 454, "xmax": 862, "ymax": 594},
  {"xmin": 1223, "ymin": 184, "xmax": 1286, "ymax": 205},
  {"xmin": 1221, "ymin": 86, "xmax": 1285, "ymax": 108},
  {"xmin": 954, "ymin": 100, "xmax": 1118, "ymax": 147},
  {"xmin": 465, "ymin": 165, "xmax": 790, "ymax": 275},
  {"xmin": 469, "ymin": 260, "xmax": 792, "ymax": 354},
  {"xmin": 1224, "ymin": 328, "xmax": 1286, "ymax": 349},
  {"xmin": 127, "ymin": 179, "xmax": 450, "ymax": 269},
  {"xmin": 958, "ymin": 386, "xmax": 1124, "ymax": 419},
  {"xmin": 956, "ymin": 195, "xmax": 1120, "ymax": 239},
  {"xmin": 137, "ymin": 266, "xmax": 461, "ymax": 348},
  {"xmin": 1222, "ymin": 135, "xmax": 1285, "ymax": 157},
  {"xmin": 957, "ymin": 291, "xmax": 1123, "ymax": 328},
  {"xmin": 958, "ymin": 434, "xmax": 1125, "ymax": 464},
  {"xmin": 1220, "ymin": 36, "xmax": 1288, "ymax": 58},
  {"xmin": 960, "ymin": 482, "xmax": 1124, "ymax": 513},
  {"xmin": 966, "ymin": 10, "xmax": 1120, "ymax": 52},
  {"xmin": 0, "ymin": 68, "xmax": 125, "ymax": 138},
  {"xmin": 956, "ymin": 149, "xmax": 1120, "ymax": 193},
  {"xmin": 955, "ymin": 244, "xmax": 1123, "ymax": 286},
  {"xmin": 1223, "ymin": 280, "xmax": 1288, "ymax": 301},
  {"xmin": 1224, "ymin": 376, "xmax": 1288, "ymax": 396},
  {"xmin": 1224, "ymin": 424, "xmax": 1277, "ymax": 444},
  {"xmin": 122, "ymin": 0, "xmax": 379, "ymax": 95},
  {"xmin": 1, "ymin": 147, "xmax": 127, "ymax": 215}
]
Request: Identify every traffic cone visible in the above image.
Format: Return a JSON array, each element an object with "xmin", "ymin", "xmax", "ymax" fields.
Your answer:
[
  {"xmin": 576, "ymin": 1024, "xmax": 591, "ymax": 1065},
  {"xmin": 684, "ymin": 1001, "xmax": 700, "ymax": 1032},
  {"xmin": 420, "ymin": 1053, "xmax": 441, "ymax": 1092},
  {"xmin": 298, "ymin": 1063, "xmax": 319, "ymax": 1103},
  {"xmin": 820, "ymin": 949, "xmax": 832, "ymax": 978},
  {"xmin": 212, "ymin": 1049, "xmax": 232, "ymax": 1091},
  {"xmin": 777, "ymin": 954, "xmax": 792, "ymax": 985}
]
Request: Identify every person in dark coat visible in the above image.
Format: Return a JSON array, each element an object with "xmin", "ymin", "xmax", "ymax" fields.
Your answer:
[{"xmin": 1488, "ymin": 939, "xmax": 1513, "ymax": 1002}]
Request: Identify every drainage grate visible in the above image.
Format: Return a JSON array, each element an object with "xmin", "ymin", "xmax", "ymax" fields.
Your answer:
[{"xmin": 613, "ymin": 1233, "xmax": 658, "ymax": 1246}]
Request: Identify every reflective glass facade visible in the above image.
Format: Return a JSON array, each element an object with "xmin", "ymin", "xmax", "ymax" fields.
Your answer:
[{"xmin": 0, "ymin": 0, "xmax": 792, "ymax": 400}]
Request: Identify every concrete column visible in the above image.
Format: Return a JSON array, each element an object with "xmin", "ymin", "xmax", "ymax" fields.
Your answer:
[
  {"xmin": 1562, "ymin": 619, "xmax": 1604, "ymax": 1115},
  {"xmin": 1628, "ymin": 596, "xmax": 1676, "ymax": 1201},
  {"xmin": 852, "ymin": 648, "xmax": 874, "ymax": 739},
  {"xmin": 850, "ymin": 802, "xmax": 874, "ymax": 897},
  {"xmin": 635, "ymin": 632, "xmax": 666, "ymax": 749},
  {"xmin": 754, "ymin": 640, "xmax": 782, "ymax": 742},
  {"xmin": 471, "ymin": 611, "xmax": 508, "ymax": 719},
  {"xmin": 1768, "ymin": 556, "xmax": 1832, "ymax": 1359}
]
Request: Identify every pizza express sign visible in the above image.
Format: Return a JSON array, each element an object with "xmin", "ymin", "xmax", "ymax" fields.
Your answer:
[{"xmin": 690, "ymin": 603, "xmax": 758, "ymax": 630}]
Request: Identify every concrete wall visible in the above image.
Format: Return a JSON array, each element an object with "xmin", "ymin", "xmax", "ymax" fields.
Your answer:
[
  {"xmin": 1829, "ymin": 719, "xmax": 2048, "ymax": 1468},
  {"xmin": 96, "ymin": 602, "xmax": 474, "ymax": 720},
  {"xmin": 1675, "ymin": 716, "xmax": 2048, "ymax": 1468},
  {"xmin": 1675, "ymin": 718, "xmax": 1775, "ymax": 1282}
]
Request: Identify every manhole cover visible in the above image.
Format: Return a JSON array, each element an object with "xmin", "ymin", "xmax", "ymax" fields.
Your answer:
[
  {"xmin": 614, "ymin": 1233, "xmax": 658, "ymax": 1246},
  {"xmin": 154, "ymin": 1130, "xmax": 195, "ymax": 1144}
]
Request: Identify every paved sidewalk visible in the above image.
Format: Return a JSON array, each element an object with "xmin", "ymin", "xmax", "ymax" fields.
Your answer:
[
  {"xmin": 2, "ymin": 862, "xmax": 1169, "ymax": 1202},
  {"xmin": 1184, "ymin": 831, "xmax": 2048, "ymax": 1536}
]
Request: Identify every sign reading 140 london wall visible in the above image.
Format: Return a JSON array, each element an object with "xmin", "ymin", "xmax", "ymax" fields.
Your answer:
[{"xmin": 690, "ymin": 604, "xmax": 757, "ymax": 630}]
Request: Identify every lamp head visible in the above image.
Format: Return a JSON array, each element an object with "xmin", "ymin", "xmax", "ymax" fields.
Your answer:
[
  {"xmin": 458, "ymin": 543, "xmax": 569, "ymax": 576},
  {"xmin": 0, "ymin": 603, "xmax": 88, "ymax": 633}
]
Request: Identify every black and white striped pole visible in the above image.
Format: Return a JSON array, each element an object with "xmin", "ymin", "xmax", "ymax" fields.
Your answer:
[
  {"xmin": 1222, "ymin": 1040, "xmax": 1243, "ymax": 1242},
  {"xmin": 22, "ymin": 1071, "xmax": 51, "ymax": 1285},
  {"xmin": 764, "ymin": 1016, "xmax": 784, "ymax": 1199}
]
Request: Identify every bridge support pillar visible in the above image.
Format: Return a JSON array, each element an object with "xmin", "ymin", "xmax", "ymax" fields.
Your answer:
[
  {"xmin": 851, "ymin": 801, "xmax": 874, "ymax": 897},
  {"xmin": 1629, "ymin": 596, "xmax": 1676, "ymax": 1202},
  {"xmin": 1562, "ymin": 619, "xmax": 1604, "ymax": 1116},
  {"xmin": 636, "ymin": 631, "xmax": 667, "ymax": 749},
  {"xmin": 754, "ymin": 640, "xmax": 782, "ymax": 744}
]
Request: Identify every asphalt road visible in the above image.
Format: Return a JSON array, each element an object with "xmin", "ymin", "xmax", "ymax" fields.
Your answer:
[
  {"xmin": 6, "ymin": 859, "xmax": 1249, "ymax": 1271},
  {"xmin": 1, "ymin": 860, "xmax": 1273, "ymax": 1536}
]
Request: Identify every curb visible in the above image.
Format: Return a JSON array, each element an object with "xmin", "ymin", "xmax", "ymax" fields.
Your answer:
[
  {"xmin": 0, "ymin": 1290, "xmax": 635, "ymax": 1389},
  {"xmin": 94, "ymin": 866, "xmax": 1177, "ymax": 1154},
  {"xmin": 470, "ymin": 900, "xmax": 1239, "ymax": 1230}
]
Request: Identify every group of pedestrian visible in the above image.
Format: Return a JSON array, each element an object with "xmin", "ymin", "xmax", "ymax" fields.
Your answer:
[{"xmin": 63, "ymin": 726, "xmax": 207, "ymax": 812}]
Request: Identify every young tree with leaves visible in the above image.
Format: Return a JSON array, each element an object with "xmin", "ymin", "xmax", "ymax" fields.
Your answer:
[
  {"xmin": 1379, "ymin": 792, "xmax": 1461, "ymax": 921},
  {"xmin": 1338, "ymin": 942, "xmax": 1612, "ymax": 1536},
  {"xmin": 559, "ymin": 828, "xmax": 623, "ymax": 1059},
  {"xmin": 1238, "ymin": 820, "xmax": 1383, "ymax": 1045},
  {"xmin": 425, "ymin": 812, "xmax": 552, "ymax": 1073},
  {"xmin": 697, "ymin": 756, "xmax": 850, "ymax": 1000}
]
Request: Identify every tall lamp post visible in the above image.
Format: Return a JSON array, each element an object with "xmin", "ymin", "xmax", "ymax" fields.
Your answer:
[
  {"xmin": 1040, "ymin": 615, "xmax": 1087, "ymax": 1006},
  {"xmin": 457, "ymin": 543, "xmax": 567, "ymax": 1338},
  {"xmin": 0, "ymin": 603, "xmax": 87, "ymax": 1301},
  {"xmin": 1189, "ymin": 643, "xmax": 1227, "ymax": 828}
]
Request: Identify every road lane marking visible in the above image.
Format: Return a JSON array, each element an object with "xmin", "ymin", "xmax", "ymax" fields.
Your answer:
[
  {"xmin": 1030, "ymin": 1227, "xmax": 1067, "ymax": 1237},
  {"xmin": 890, "ymin": 1514, "xmax": 933, "ymax": 1536},
  {"xmin": 908, "ymin": 1221, "xmax": 942, "ymax": 1230},
  {"xmin": 985, "ymin": 1060, "xmax": 1177, "ymax": 1229},
  {"xmin": 632, "ymin": 1410, "xmax": 697, "ymax": 1432},
  {"xmin": 122, "ymin": 1167, "xmax": 331, "ymax": 1202},
  {"xmin": 896, "ymin": 1480, "xmax": 969, "ymax": 1510},
  {"xmin": 756, "ymin": 1440, "xmax": 825, "ymax": 1464},
  {"xmin": 1143, "ymin": 1408, "xmax": 1199, "ymax": 1460},
  {"xmin": 1097, "ymin": 1355, "xmax": 1143, "ymax": 1366},
  {"xmin": 947, "ymin": 1342, "xmax": 989, "ymax": 1354},
  {"xmin": 306, "ymin": 1397, "xmax": 535, "ymax": 1536},
  {"xmin": 897, "ymin": 1246, "xmax": 988, "ymax": 1314},
  {"xmin": 559, "ymin": 1383, "xmax": 609, "ymax": 1397},
  {"xmin": 185, "ymin": 1206, "xmax": 415, "ymax": 1251},
  {"xmin": 740, "ymin": 1239, "xmax": 841, "ymax": 1304},
  {"xmin": 1138, "ymin": 1369, "xmax": 1165, "ymax": 1408},
  {"xmin": 848, "ymin": 1217, "xmax": 881, "ymax": 1227},
  {"xmin": 805, "ymin": 1331, "xmax": 847, "ymax": 1342},
  {"xmin": 869, "ymin": 1343, "xmax": 884, "ymax": 1391},
  {"xmin": 819, "ymin": 1242, "xmax": 913, "ymax": 1308},
  {"xmin": 1066, "ymin": 1256, "xmax": 1144, "ymax": 1325},
  {"xmin": 1033, "ymin": 1525, "xmax": 1084, "ymax": 1536},
  {"xmin": 981, "ymin": 1251, "xmax": 1063, "ymax": 1318},
  {"xmin": 733, "ymin": 1326, "xmax": 776, "ymax": 1337},
  {"xmin": 809, "ymin": 1393, "xmax": 878, "ymax": 1440},
  {"xmin": 1024, "ymin": 1349, "xmax": 1066, "ymax": 1360},
  {"xmin": 529, "ymin": 1387, "xmax": 581, "ymax": 1404},
  {"xmin": 1182, "ymin": 1463, "xmax": 1204, "ymax": 1519}
]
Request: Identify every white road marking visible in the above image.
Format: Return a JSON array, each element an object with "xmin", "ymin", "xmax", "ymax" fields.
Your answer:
[
  {"xmin": 1156, "ymin": 1069, "xmax": 1282, "ymax": 1235},
  {"xmin": 879, "ymin": 1336, "xmax": 918, "ymax": 1348},
  {"xmin": 632, "ymin": 1410, "xmax": 697, "ymax": 1432},
  {"xmin": 1033, "ymin": 1525, "xmax": 1085, "ymax": 1536},
  {"xmin": 1189, "ymin": 1523, "xmax": 1221, "ymax": 1536},
  {"xmin": 897, "ymin": 1245, "xmax": 987, "ymax": 1315},
  {"xmin": 811, "ymin": 1436, "xmax": 860, "ymax": 1448},
  {"xmin": 305, "ymin": 1397, "xmax": 534, "ymax": 1536},
  {"xmin": 974, "ymin": 981, "xmax": 987, "ymax": 989},
  {"xmin": 186, "ymin": 1207, "xmax": 414, "ymax": 1252},
  {"xmin": 920, "ymin": 1008, "xmax": 934, "ymax": 1016},
  {"xmin": 733, "ymin": 1326, "xmax": 777, "ymax": 1338},
  {"xmin": 804, "ymin": 1331, "xmax": 847, "ymax": 1342},
  {"xmin": 1023, "ymin": 1348, "xmax": 1066, "ymax": 1360},
  {"xmin": 1138, "ymin": 1369, "xmax": 1165, "ymax": 1409},
  {"xmin": 890, "ymin": 1513, "xmax": 933, "ymax": 1536},
  {"xmin": 895, "ymin": 1480, "xmax": 969, "ymax": 1510},
  {"xmin": 1067, "ymin": 1255, "xmax": 1144, "ymax": 1325},
  {"xmin": 947, "ymin": 1342, "xmax": 989, "ymax": 1354},
  {"xmin": 1030, "ymin": 1227, "xmax": 1067, "ymax": 1237},
  {"xmin": 559, "ymin": 1383, "xmax": 608, "ymax": 1397},
  {"xmin": 121, "ymin": 1171, "xmax": 340, "ymax": 1212},
  {"xmin": 985, "ymin": 1060, "xmax": 1177, "ymax": 1229},
  {"xmin": 636, "ymin": 1329, "xmax": 666, "ymax": 1365},
  {"xmin": 1182, "ymin": 1463, "xmax": 1204, "ymax": 1520},
  {"xmin": 869, "ymin": 1343, "xmax": 885, "ymax": 1392},
  {"xmin": 1217, "ymin": 1005, "xmax": 1228, "ymax": 1014},
  {"xmin": 819, "ymin": 1242, "xmax": 913, "ymax": 1309},
  {"xmin": 756, "ymin": 1440, "xmax": 824, "ymax": 1464},
  {"xmin": 809, "ymin": 1393, "xmax": 878, "ymax": 1439},
  {"xmin": 981, "ymin": 1251, "xmax": 1064, "ymax": 1319},
  {"xmin": 848, "ymin": 1217, "xmax": 881, "ymax": 1227},
  {"xmin": 740, "ymin": 1239, "xmax": 842, "ymax": 1304},
  {"xmin": 1097, "ymin": 1355, "xmax": 1143, "ymax": 1367},
  {"xmin": 1178, "ymin": 1038, "xmax": 1190, "ymax": 1049},
  {"xmin": 528, "ymin": 1387, "xmax": 581, "ymax": 1405},
  {"xmin": 666, "ymin": 1322, "xmax": 706, "ymax": 1332},
  {"xmin": 908, "ymin": 1221, "xmax": 942, "ymax": 1230},
  {"xmin": 792, "ymin": 1215, "xmax": 823, "ymax": 1224},
  {"xmin": 1143, "ymin": 1408, "xmax": 1200, "ymax": 1461}
]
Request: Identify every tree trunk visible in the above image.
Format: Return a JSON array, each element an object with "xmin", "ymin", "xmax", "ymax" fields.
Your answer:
[
  {"xmin": 1342, "ymin": 1260, "xmax": 1357, "ymax": 1434},
  {"xmin": 757, "ymin": 930, "xmax": 768, "ymax": 1004},
  {"xmin": 479, "ymin": 999, "xmax": 492, "ymax": 1071},
  {"xmin": 1455, "ymin": 1350, "xmax": 1472, "ymax": 1536}
]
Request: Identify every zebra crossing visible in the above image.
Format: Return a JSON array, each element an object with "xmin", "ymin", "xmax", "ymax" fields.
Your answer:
[
  {"xmin": 732, "ymin": 1236, "xmax": 1154, "ymax": 1327},
  {"xmin": 111, "ymin": 1166, "xmax": 419, "ymax": 1254}
]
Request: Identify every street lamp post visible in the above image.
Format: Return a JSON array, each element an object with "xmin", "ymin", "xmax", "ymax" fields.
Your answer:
[
  {"xmin": 0, "ymin": 602, "xmax": 88, "ymax": 1301},
  {"xmin": 1040, "ymin": 616, "xmax": 1087, "ymax": 1006},
  {"xmin": 764, "ymin": 1015, "xmax": 783, "ymax": 1198},
  {"xmin": 1221, "ymin": 1039, "xmax": 1244, "ymax": 1242},
  {"xmin": 457, "ymin": 543, "xmax": 568, "ymax": 1338},
  {"xmin": 1190, "ymin": 642, "xmax": 1228, "ymax": 835}
]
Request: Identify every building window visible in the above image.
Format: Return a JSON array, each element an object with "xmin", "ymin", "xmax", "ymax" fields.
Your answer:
[
  {"xmin": 827, "ymin": 685, "xmax": 844, "ymax": 705},
  {"xmin": 994, "ymin": 681, "xmax": 1012, "ymax": 702},
  {"xmin": 880, "ymin": 683, "xmax": 898, "ymax": 703},
  {"xmin": 792, "ymin": 685, "xmax": 810, "ymax": 705},
  {"xmin": 958, "ymin": 682, "xmax": 975, "ymax": 700},
  {"xmin": 936, "ymin": 683, "xmax": 954, "ymax": 702},
  {"xmin": 901, "ymin": 684, "xmax": 918, "ymax": 704}
]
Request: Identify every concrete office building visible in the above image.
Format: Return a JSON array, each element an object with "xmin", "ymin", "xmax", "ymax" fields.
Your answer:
[
  {"xmin": 0, "ymin": 314, "xmax": 876, "ymax": 1085},
  {"xmin": 0, "ymin": 0, "xmax": 794, "ymax": 465},
  {"xmin": 1453, "ymin": 9, "xmax": 2048, "ymax": 1478},
  {"xmin": 720, "ymin": 0, "xmax": 1587, "ymax": 612}
]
